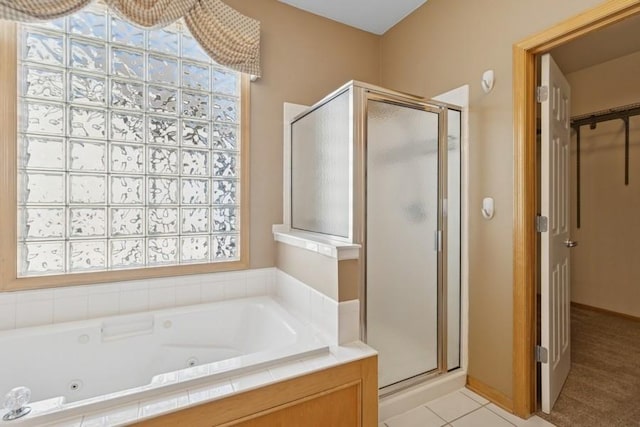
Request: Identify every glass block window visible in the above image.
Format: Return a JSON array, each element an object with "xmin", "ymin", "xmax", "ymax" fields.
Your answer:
[{"xmin": 16, "ymin": 4, "xmax": 241, "ymax": 276}]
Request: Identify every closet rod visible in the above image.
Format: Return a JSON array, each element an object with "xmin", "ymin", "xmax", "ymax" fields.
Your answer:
[
  {"xmin": 570, "ymin": 101, "xmax": 639, "ymax": 229},
  {"xmin": 570, "ymin": 102, "xmax": 640, "ymax": 129}
]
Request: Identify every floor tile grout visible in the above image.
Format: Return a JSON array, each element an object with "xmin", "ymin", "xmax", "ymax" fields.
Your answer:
[
  {"xmin": 382, "ymin": 388, "xmax": 548, "ymax": 427},
  {"xmin": 446, "ymin": 405, "xmax": 483, "ymax": 424},
  {"xmin": 422, "ymin": 404, "xmax": 449, "ymax": 426},
  {"xmin": 435, "ymin": 403, "xmax": 518, "ymax": 427},
  {"xmin": 484, "ymin": 404, "xmax": 519, "ymax": 427}
]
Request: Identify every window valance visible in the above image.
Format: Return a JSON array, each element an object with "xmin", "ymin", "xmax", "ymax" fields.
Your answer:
[{"xmin": 0, "ymin": 0, "xmax": 261, "ymax": 76}]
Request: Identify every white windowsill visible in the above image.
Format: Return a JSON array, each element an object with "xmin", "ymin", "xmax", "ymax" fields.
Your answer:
[{"xmin": 272, "ymin": 225, "xmax": 360, "ymax": 260}]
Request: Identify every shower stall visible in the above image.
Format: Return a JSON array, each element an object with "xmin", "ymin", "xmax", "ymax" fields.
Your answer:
[{"xmin": 289, "ymin": 81, "xmax": 462, "ymax": 394}]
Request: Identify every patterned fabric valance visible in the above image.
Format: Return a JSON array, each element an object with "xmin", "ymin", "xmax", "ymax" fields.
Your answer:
[{"xmin": 0, "ymin": 0, "xmax": 261, "ymax": 76}]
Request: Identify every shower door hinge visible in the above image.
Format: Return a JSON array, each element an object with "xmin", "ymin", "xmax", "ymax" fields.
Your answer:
[
  {"xmin": 536, "ymin": 86, "xmax": 548, "ymax": 103},
  {"xmin": 434, "ymin": 230, "xmax": 442, "ymax": 252},
  {"xmin": 535, "ymin": 345, "xmax": 548, "ymax": 363},
  {"xmin": 536, "ymin": 215, "xmax": 548, "ymax": 233}
]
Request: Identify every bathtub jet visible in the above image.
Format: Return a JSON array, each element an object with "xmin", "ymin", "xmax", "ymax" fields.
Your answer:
[{"xmin": 0, "ymin": 296, "xmax": 327, "ymax": 421}]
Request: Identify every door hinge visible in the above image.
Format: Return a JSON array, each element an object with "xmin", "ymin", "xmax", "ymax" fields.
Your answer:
[
  {"xmin": 536, "ymin": 86, "xmax": 548, "ymax": 103},
  {"xmin": 536, "ymin": 215, "xmax": 548, "ymax": 233},
  {"xmin": 535, "ymin": 345, "xmax": 548, "ymax": 363}
]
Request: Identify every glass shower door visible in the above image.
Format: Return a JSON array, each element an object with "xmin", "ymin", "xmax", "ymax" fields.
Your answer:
[{"xmin": 366, "ymin": 99, "xmax": 441, "ymax": 389}]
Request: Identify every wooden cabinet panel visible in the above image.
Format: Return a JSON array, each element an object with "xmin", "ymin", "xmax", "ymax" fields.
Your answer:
[
  {"xmin": 137, "ymin": 355, "xmax": 377, "ymax": 427},
  {"xmin": 231, "ymin": 383, "xmax": 360, "ymax": 427}
]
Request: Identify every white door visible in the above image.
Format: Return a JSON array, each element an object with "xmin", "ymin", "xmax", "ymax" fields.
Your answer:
[{"xmin": 540, "ymin": 53, "xmax": 574, "ymax": 414}]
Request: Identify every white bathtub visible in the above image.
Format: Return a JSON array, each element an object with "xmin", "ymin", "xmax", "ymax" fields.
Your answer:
[{"xmin": 0, "ymin": 296, "xmax": 327, "ymax": 423}]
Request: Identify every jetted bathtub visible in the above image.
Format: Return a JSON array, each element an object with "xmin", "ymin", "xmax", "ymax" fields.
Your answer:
[{"xmin": 0, "ymin": 296, "xmax": 327, "ymax": 423}]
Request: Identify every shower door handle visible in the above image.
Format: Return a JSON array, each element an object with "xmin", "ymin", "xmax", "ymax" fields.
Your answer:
[
  {"xmin": 564, "ymin": 239, "xmax": 578, "ymax": 248},
  {"xmin": 434, "ymin": 230, "xmax": 442, "ymax": 252}
]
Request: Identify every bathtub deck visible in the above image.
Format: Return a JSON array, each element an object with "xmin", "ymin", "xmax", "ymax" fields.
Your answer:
[{"xmin": 1, "ymin": 342, "xmax": 376, "ymax": 427}]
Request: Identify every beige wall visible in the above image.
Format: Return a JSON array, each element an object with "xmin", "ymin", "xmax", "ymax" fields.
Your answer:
[
  {"xmin": 224, "ymin": 0, "xmax": 381, "ymax": 268},
  {"xmin": 566, "ymin": 50, "xmax": 640, "ymax": 317},
  {"xmin": 379, "ymin": 0, "xmax": 603, "ymax": 399},
  {"xmin": 276, "ymin": 243, "xmax": 359, "ymax": 302}
]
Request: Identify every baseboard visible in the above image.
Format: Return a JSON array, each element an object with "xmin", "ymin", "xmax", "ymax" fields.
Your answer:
[
  {"xmin": 466, "ymin": 375, "xmax": 514, "ymax": 413},
  {"xmin": 571, "ymin": 302, "xmax": 640, "ymax": 322}
]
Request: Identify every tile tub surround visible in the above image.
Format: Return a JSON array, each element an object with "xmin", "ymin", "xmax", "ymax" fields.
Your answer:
[
  {"xmin": 0, "ymin": 268, "xmax": 363, "ymax": 425},
  {"xmin": 0, "ymin": 268, "xmax": 276, "ymax": 331},
  {"xmin": 0, "ymin": 269, "xmax": 363, "ymax": 424},
  {"xmin": 275, "ymin": 269, "xmax": 360, "ymax": 345},
  {"xmin": 0, "ymin": 268, "xmax": 360, "ymax": 346}
]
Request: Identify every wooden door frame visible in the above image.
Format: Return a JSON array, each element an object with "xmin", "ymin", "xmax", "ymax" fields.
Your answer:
[{"xmin": 512, "ymin": 0, "xmax": 640, "ymax": 418}]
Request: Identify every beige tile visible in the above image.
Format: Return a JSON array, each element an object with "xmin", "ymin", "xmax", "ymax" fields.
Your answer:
[
  {"xmin": 269, "ymin": 360, "xmax": 309, "ymax": 380},
  {"xmin": 451, "ymin": 407, "xmax": 515, "ymax": 427},
  {"xmin": 87, "ymin": 292, "xmax": 119, "ymax": 318},
  {"xmin": 15, "ymin": 299, "xmax": 54, "ymax": 328},
  {"xmin": 148, "ymin": 286, "xmax": 175, "ymax": 310},
  {"xmin": 459, "ymin": 387, "xmax": 490, "ymax": 405},
  {"xmin": 81, "ymin": 403, "xmax": 139, "ymax": 426},
  {"xmin": 53, "ymin": 295, "xmax": 88, "ymax": 323},
  {"xmin": 43, "ymin": 417, "xmax": 83, "ymax": 427},
  {"xmin": 175, "ymin": 283, "xmax": 201, "ymax": 306},
  {"xmin": 139, "ymin": 392, "xmax": 189, "ymax": 418},
  {"xmin": 200, "ymin": 282, "xmax": 225, "ymax": 302},
  {"xmin": 386, "ymin": 406, "xmax": 447, "ymax": 427},
  {"xmin": 426, "ymin": 391, "xmax": 482, "ymax": 422},
  {"xmin": 486, "ymin": 404, "xmax": 555, "ymax": 427},
  {"xmin": 300, "ymin": 353, "xmax": 338, "ymax": 371},
  {"xmin": 188, "ymin": 381, "xmax": 234, "ymax": 404},
  {"xmin": 231, "ymin": 370, "xmax": 273, "ymax": 392},
  {"xmin": 485, "ymin": 404, "xmax": 524, "ymax": 425},
  {"xmin": 119, "ymin": 289, "xmax": 149, "ymax": 314},
  {"xmin": 0, "ymin": 303, "xmax": 16, "ymax": 330}
]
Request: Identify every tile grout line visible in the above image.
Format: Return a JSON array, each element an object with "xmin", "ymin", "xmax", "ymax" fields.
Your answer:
[
  {"xmin": 445, "ymin": 406, "xmax": 484, "ymax": 425},
  {"xmin": 462, "ymin": 390, "xmax": 519, "ymax": 426},
  {"xmin": 484, "ymin": 403, "xmax": 520, "ymax": 427},
  {"xmin": 422, "ymin": 404, "xmax": 449, "ymax": 426},
  {"xmin": 384, "ymin": 390, "xmax": 523, "ymax": 427},
  {"xmin": 416, "ymin": 391, "xmax": 487, "ymax": 426},
  {"xmin": 443, "ymin": 404, "xmax": 517, "ymax": 427}
]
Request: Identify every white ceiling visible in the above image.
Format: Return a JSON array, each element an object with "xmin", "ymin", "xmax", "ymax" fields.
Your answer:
[
  {"xmin": 278, "ymin": 0, "xmax": 427, "ymax": 35},
  {"xmin": 551, "ymin": 13, "xmax": 640, "ymax": 74}
]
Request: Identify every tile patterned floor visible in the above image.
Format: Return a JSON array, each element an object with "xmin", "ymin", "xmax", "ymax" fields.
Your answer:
[{"xmin": 381, "ymin": 388, "xmax": 556, "ymax": 427}]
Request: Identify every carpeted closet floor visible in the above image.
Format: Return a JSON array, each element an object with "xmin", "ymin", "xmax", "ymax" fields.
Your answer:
[{"xmin": 538, "ymin": 305, "xmax": 640, "ymax": 426}]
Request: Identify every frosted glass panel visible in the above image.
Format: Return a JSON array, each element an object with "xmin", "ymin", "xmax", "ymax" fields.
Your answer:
[
  {"xmin": 291, "ymin": 91, "xmax": 350, "ymax": 238},
  {"xmin": 366, "ymin": 100, "xmax": 440, "ymax": 388},
  {"xmin": 447, "ymin": 109, "xmax": 462, "ymax": 370}
]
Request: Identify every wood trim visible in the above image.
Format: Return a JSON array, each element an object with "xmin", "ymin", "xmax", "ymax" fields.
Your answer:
[
  {"xmin": 515, "ymin": 0, "xmax": 640, "ymax": 53},
  {"xmin": 0, "ymin": 27, "xmax": 252, "ymax": 292},
  {"xmin": 512, "ymin": 0, "xmax": 640, "ymax": 418},
  {"xmin": 137, "ymin": 355, "xmax": 378, "ymax": 427},
  {"xmin": 240, "ymin": 73, "xmax": 251, "ymax": 270},
  {"xmin": 0, "ymin": 21, "xmax": 18, "ymax": 292},
  {"xmin": 466, "ymin": 375, "xmax": 513, "ymax": 413},
  {"xmin": 512, "ymin": 39, "xmax": 537, "ymax": 419},
  {"xmin": 361, "ymin": 351, "xmax": 379, "ymax": 426},
  {"xmin": 571, "ymin": 302, "xmax": 640, "ymax": 322}
]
